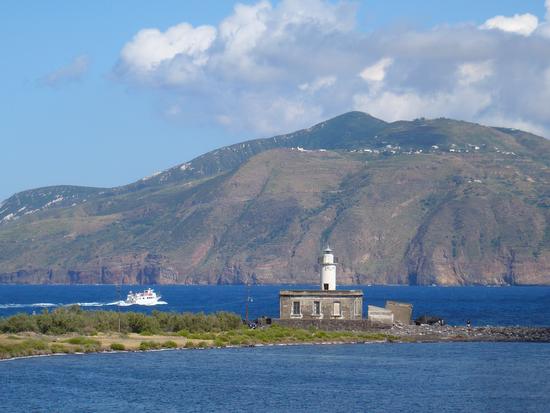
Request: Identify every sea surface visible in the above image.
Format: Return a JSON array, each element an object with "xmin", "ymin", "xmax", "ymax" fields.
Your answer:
[
  {"xmin": 0, "ymin": 284, "xmax": 549, "ymax": 326},
  {"xmin": 1, "ymin": 285, "xmax": 550, "ymax": 412},
  {"xmin": 1, "ymin": 342, "xmax": 550, "ymax": 412}
]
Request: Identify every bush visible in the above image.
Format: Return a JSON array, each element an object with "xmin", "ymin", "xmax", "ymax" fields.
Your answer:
[
  {"xmin": 50, "ymin": 343, "xmax": 71, "ymax": 353},
  {"xmin": 139, "ymin": 341, "xmax": 161, "ymax": 351},
  {"xmin": 162, "ymin": 340, "xmax": 178, "ymax": 349},
  {"xmin": 1, "ymin": 313, "xmax": 38, "ymax": 333},
  {"xmin": 127, "ymin": 313, "xmax": 160, "ymax": 334},
  {"xmin": 63, "ymin": 337, "xmax": 100, "ymax": 346},
  {"xmin": 110, "ymin": 343, "xmax": 125, "ymax": 351},
  {"xmin": 0, "ymin": 309, "xmax": 243, "ymax": 335},
  {"xmin": 213, "ymin": 338, "xmax": 226, "ymax": 347},
  {"xmin": 0, "ymin": 339, "xmax": 49, "ymax": 358}
]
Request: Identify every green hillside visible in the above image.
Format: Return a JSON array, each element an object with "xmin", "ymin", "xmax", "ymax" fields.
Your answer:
[{"xmin": 1, "ymin": 112, "xmax": 549, "ymax": 285}]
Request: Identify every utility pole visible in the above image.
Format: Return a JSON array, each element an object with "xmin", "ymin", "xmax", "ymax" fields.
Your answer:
[
  {"xmin": 245, "ymin": 282, "xmax": 250, "ymax": 325},
  {"xmin": 116, "ymin": 277, "xmax": 122, "ymax": 334}
]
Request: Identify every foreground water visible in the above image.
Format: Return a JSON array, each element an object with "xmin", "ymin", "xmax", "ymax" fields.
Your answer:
[
  {"xmin": 1, "ymin": 342, "xmax": 549, "ymax": 412},
  {"xmin": 1, "ymin": 285, "xmax": 549, "ymax": 326}
]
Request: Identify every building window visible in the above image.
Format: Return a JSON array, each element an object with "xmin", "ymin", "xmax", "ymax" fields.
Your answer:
[
  {"xmin": 313, "ymin": 301, "xmax": 321, "ymax": 315},
  {"xmin": 323, "ymin": 283, "xmax": 329, "ymax": 290},
  {"xmin": 355, "ymin": 300, "xmax": 361, "ymax": 316},
  {"xmin": 333, "ymin": 302, "xmax": 341, "ymax": 316},
  {"xmin": 292, "ymin": 301, "xmax": 301, "ymax": 315}
]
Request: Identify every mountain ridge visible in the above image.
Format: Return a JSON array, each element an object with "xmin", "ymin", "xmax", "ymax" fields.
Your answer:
[{"xmin": 1, "ymin": 112, "xmax": 549, "ymax": 285}]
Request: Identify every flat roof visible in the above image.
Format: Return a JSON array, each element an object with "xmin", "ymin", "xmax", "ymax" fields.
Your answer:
[{"xmin": 279, "ymin": 290, "xmax": 363, "ymax": 297}]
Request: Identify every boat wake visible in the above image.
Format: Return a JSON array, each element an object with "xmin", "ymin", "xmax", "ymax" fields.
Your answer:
[
  {"xmin": 0, "ymin": 303, "xmax": 57, "ymax": 309},
  {"xmin": 0, "ymin": 301, "xmax": 167, "ymax": 309}
]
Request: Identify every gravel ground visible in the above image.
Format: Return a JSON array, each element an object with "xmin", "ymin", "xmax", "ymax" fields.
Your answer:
[{"xmin": 389, "ymin": 324, "xmax": 550, "ymax": 342}]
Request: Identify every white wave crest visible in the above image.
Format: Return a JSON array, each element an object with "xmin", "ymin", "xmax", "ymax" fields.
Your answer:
[
  {"xmin": 0, "ymin": 303, "xmax": 57, "ymax": 309},
  {"xmin": 0, "ymin": 300, "xmax": 168, "ymax": 310}
]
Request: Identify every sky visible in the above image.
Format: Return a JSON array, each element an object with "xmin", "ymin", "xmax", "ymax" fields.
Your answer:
[{"xmin": 1, "ymin": 0, "xmax": 550, "ymax": 202}]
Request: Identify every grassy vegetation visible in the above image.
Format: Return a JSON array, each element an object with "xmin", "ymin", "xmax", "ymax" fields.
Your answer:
[
  {"xmin": 110, "ymin": 343, "xmax": 125, "ymax": 351},
  {"xmin": 0, "ymin": 308, "xmax": 397, "ymax": 360},
  {"xmin": 177, "ymin": 325, "xmax": 394, "ymax": 347},
  {"xmin": 0, "ymin": 306, "xmax": 242, "ymax": 335}
]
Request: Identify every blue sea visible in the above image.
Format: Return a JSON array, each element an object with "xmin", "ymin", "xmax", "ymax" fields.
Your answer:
[
  {"xmin": 1, "ymin": 284, "xmax": 549, "ymax": 326},
  {"xmin": 1, "ymin": 285, "xmax": 550, "ymax": 412},
  {"xmin": 1, "ymin": 342, "xmax": 549, "ymax": 412}
]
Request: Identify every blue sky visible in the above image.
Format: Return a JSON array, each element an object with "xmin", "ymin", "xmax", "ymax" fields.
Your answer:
[{"xmin": 1, "ymin": 0, "xmax": 549, "ymax": 202}]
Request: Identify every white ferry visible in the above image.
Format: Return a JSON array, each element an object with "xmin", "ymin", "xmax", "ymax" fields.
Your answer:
[{"xmin": 125, "ymin": 288, "xmax": 162, "ymax": 306}]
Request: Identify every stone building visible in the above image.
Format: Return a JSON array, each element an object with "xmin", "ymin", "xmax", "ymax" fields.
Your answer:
[{"xmin": 278, "ymin": 247, "xmax": 363, "ymax": 321}]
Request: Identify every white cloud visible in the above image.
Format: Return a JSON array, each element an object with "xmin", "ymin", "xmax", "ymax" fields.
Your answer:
[
  {"xmin": 115, "ymin": 0, "xmax": 550, "ymax": 138},
  {"xmin": 353, "ymin": 87, "xmax": 492, "ymax": 123},
  {"xmin": 298, "ymin": 75, "xmax": 336, "ymax": 93},
  {"xmin": 479, "ymin": 114, "xmax": 548, "ymax": 137},
  {"xmin": 457, "ymin": 61, "xmax": 493, "ymax": 86},
  {"xmin": 42, "ymin": 55, "xmax": 90, "ymax": 86},
  {"xmin": 480, "ymin": 13, "xmax": 539, "ymax": 36},
  {"xmin": 120, "ymin": 23, "xmax": 216, "ymax": 81},
  {"xmin": 218, "ymin": 2, "xmax": 270, "ymax": 64},
  {"xmin": 359, "ymin": 57, "xmax": 393, "ymax": 83},
  {"xmin": 537, "ymin": 0, "xmax": 550, "ymax": 37}
]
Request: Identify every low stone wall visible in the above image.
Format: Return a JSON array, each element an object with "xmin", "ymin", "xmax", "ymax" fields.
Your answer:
[
  {"xmin": 367, "ymin": 305, "xmax": 394, "ymax": 326},
  {"xmin": 385, "ymin": 301, "xmax": 413, "ymax": 325},
  {"xmin": 272, "ymin": 318, "xmax": 391, "ymax": 331}
]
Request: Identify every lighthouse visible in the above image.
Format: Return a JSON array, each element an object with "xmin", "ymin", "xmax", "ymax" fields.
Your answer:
[
  {"xmin": 278, "ymin": 241, "xmax": 363, "ymax": 322},
  {"xmin": 319, "ymin": 246, "xmax": 337, "ymax": 291}
]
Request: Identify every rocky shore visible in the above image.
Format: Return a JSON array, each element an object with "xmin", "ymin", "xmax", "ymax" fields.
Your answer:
[{"xmin": 390, "ymin": 324, "xmax": 550, "ymax": 343}]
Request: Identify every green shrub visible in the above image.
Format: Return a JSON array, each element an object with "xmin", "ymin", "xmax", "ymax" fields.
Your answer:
[
  {"xmin": 213, "ymin": 338, "xmax": 226, "ymax": 347},
  {"xmin": 50, "ymin": 343, "xmax": 71, "ymax": 353},
  {"xmin": 229, "ymin": 338, "xmax": 242, "ymax": 346},
  {"xmin": 162, "ymin": 340, "xmax": 178, "ymax": 349},
  {"xmin": 0, "ymin": 339, "xmax": 49, "ymax": 358},
  {"xmin": 63, "ymin": 337, "xmax": 100, "ymax": 346},
  {"xmin": 0, "ymin": 309, "xmax": 243, "ymax": 335},
  {"xmin": 1, "ymin": 313, "xmax": 38, "ymax": 333},
  {"xmin": 110, "ymin": 343, "xmax": 125, "ymax": 351},
  {"xmin": 139, "ymin": 341, "xmax": 161, "ymax": 351},
  {"xmin": 127, "ymin": 313, "xmax": 160, "ymax": 334}
]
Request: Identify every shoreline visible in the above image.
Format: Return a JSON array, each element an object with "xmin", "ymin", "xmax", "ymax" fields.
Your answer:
[{"xmin": 1, "ymin": 326, "xmax": 549, "ymax": 362}]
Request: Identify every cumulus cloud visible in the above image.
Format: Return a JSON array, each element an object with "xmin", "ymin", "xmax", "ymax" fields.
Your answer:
[
  {"xmin": 298, "ymin": 76, "xmax": 336, "ymax": 93},
  {"xmin": 457, "ymin": 61, "xmax": 493, "ymax": 86},
  {"xmin": 115, "ymin": 0, "xmax": 550, "ymax": 138},
  {"xmin": 354, "ymin": 87, "xmax": 492, "ymax": 123},
  {"xmin": 480, "ymin": 13, "xmax": 539, "ymax": 36},
  {"xmin": 536, "ymin": 0, "xmax": 550, "ymax": 37},
  {"xmin": 120, "ymin": 23, "xmax": 216, "ymax": 83},
  {"xmin": 359, "ymin": 58, "xmax": 393, "ymax": 84},
  {"xmin": 42, "ymin": 55, "xmax": 90, "ymax": 86}
]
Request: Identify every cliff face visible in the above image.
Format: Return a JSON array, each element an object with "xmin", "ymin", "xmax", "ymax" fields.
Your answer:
[{"xmin": 1, "ymin": 112, "xmax": 549, "ymax": 285}]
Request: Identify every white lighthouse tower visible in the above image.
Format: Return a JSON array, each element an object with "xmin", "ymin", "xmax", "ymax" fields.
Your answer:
[{"xmin": 319, "ymin": 246, "xmax": 337, "ymax": 291}]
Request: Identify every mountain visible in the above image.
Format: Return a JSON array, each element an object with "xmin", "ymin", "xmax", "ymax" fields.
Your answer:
[{"xmin": 1, "ymin": 112, "xmax": 549, "ymax": 285}]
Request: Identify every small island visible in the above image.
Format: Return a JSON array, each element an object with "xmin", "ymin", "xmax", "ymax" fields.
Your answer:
[{"xmin": 1, "ymin": 306, "xmax": 549, "ymax": 361}]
